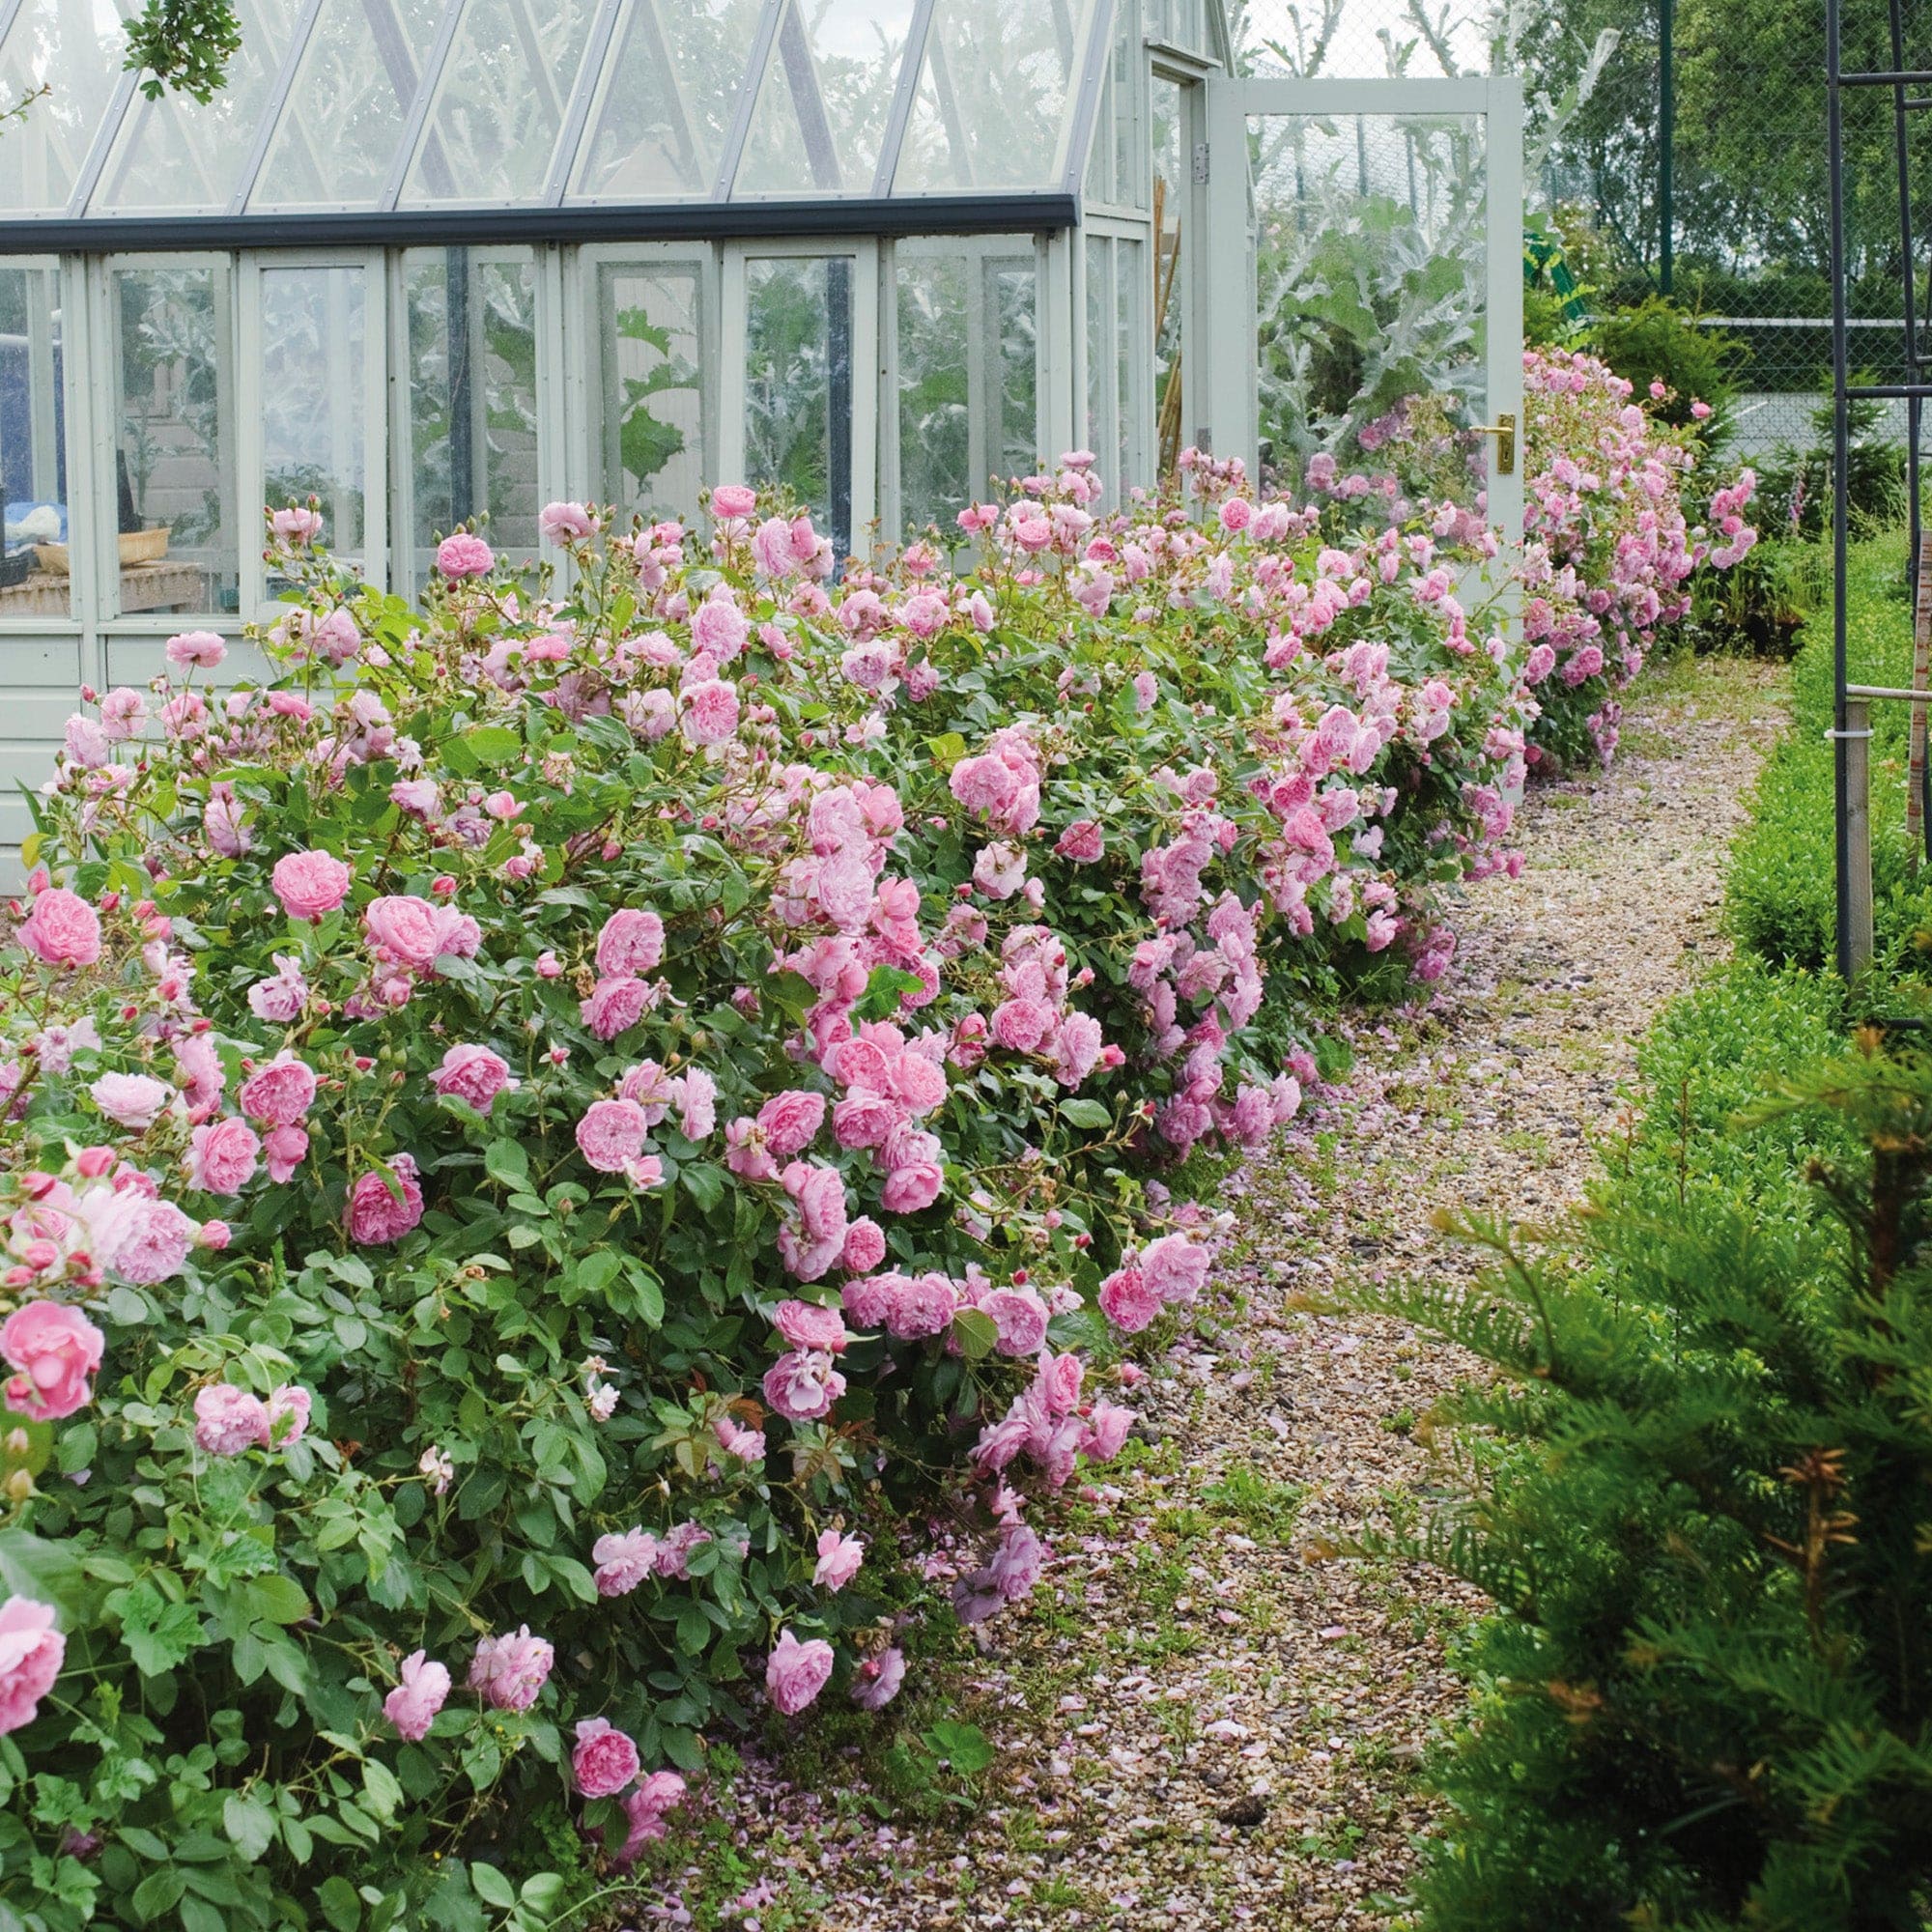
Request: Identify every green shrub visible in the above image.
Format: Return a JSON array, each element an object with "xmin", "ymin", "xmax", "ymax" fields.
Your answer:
[
  {"xmin": 1365, "ymin": 1023, "xmax": 1932, "ymax": 1931},
  {"xmin": 1757, "ymin": 394, "xmax": 1912, "ymax": 544},
  {"xmin": 1587, "ymin": 297, "xmax": 1745, "ymax": 454}
]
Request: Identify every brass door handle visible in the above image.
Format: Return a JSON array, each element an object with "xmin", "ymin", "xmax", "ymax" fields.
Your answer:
[{"xmin": 1472, "ymin": 412, "xmax": 1516, "ymax": 475}]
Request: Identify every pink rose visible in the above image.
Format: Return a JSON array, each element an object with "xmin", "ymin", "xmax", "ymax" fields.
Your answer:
[
  {"xmin": 263, "ymin": 1123, "xmax": 309, "ymax": 1184},
  {"xmin": 717, "ymin": 1416, "xmax": 765, "ymax": 1463},
  {"xmin": 467, "ymin": 1627, "xmax": 554, "ymax": 1712},
  {"xmin": 850, "ymin": 1645, "xmax": 905, "ymax": 1711},
  {"xmin": 886, "ymin": 1272, "xmax": 954, "ymax": 1338},
  {"xmin": 384, "ymin": 1650, "xmax": 450, "ymax": 1742},
  {"xmin": 436, "ymin": 531, "xmax": 494, "ymax": 578},
  {"xmin": 840, "ymin": 1216, "xmax": 886, "ymax": 1273},
  {"xmin": 271, "ymin": 850, "xmax": 352, "ymax": 923},
  {"xmin": 363, "ymin": 895, "xmax": 454, "ymax": 972},
  {"xmin": 978, "ymin": 1286, "xmax": 1049, "ymax": 1357},
  {"xmin": 582, "ymin": 975, "xmax": 655, "ymax": 1040},
  {"xmin": 812, "ymin": 1529, "xmax": 865, "ymax": 1592},
  {"xmin": 691, "ymin": 594, "xmax": 750, "ymax": 662},
  {"xmin": 1098, "ymin": 1264, "xmax": 1160, "ymax": 1334},
  {"xmin": 539, "ymin": 501, "xmax": 594, "ymax": 544},
  {"xmin": 774, "ymin": 1298, "xmax": 848, "ymax": 1353},
  {"xmin": 989, "ymin": 998, "xmax": 1054, "ymax": 1054},
  {"xmin": 761, "ymin": 1349, "xmax": 846, "ymax": 1422},
  {"xmin": 879, "ymin": 1159, "xmax": 944, "ymax": 1215},
  {"xmin": 270, "ymin": 505, "xmax": 322, "ymax": 545},
  {"xmin": 1140, "ymin": 1233, "xmax": 1209, "ymax": 1304},
  {"xmin": 0, "ymin": 1302, "xmax": 104, "ymax": 1420},
  {"xmin": 614, "ymin": 1772, "xmax": 687, "ymax": 1866},
  {"xmin": 592, "ymin": 1527, "xmax": 660, "ymax": 1597},
  {"xmin": 573, "ymin": 1718, "xmax": 642, "ymax": 1798},
  {"xmin": 680, "ymin": 678, "xmax": 740, "ymax": 748},
  {"xmin": 1054, "ymin": 819, "xmax": 1104, "ymax": 864},
  {"xmin": 757, "ymin": 1089, "xmax": 826, "ymax": 1157},
  {"xmin": 109, "ymin": 1199, "xmax": 197, "ymax": 1285},
  {"xmin": 185, "ymin": 1117, "xmax": 261, "ymax": 1195},
  {"xmin": 346, "ymin": 1154, "xmax": 424, "ymax": 1245},
  {"xmin": 0, "ymin": 1597, "xmax": 64, "ymax": 1735},
  {"xmin": 595, "ymin": 908, "xmax": 665, "ymax": 977},
  {"xmin": 163, "ymin": 629, "xmax": 227, "ymax": 669},
  {"xmin": 890, "ymin": 1053, "xmax": 949, "ymax": 1116},
  {"xmin": 17, "ymin": 889, "xmax": 101, "ymax": 970},
  {"xmin": 89, "ymin": 1071, "xmax": 171, "ymax": 1131},
  {"xmin": 194, "ymin": 1383, "xmax": 270, "ymax": 1456},
  {"xmin": 430, "ymin": 1044, "xmax": 513, "ymax": 1114},
  {"xmin": 765, "ymin": 1629, "xmax": 834, "ymax": 1716},
  {"xmin": 1080, "ymin": 1398, "xmax": 1133, "ymax": 1462},
  {"xmin": 576, "ymin": 1098, "xmax": 649, "ymax": 1174},
  {"xmin": 239, "ymin": 1051, "xmax": 321, "ymax": 1128},
  {"xmin": 711, "ymin": 484, "xmax": 757, "ymax": 520},
  {"xmin": 833, "ymin": 1089, "xmax": 898, "ymax": 1150}
]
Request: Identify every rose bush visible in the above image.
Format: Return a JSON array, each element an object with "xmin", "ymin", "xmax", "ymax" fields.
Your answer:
[{"xmin": 0, "ymin": 458, "xmax": 1530, "ymax": 1925}]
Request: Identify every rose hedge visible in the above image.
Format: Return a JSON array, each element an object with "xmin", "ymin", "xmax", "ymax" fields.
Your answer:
[{"xmin": 0, "ymin": 459, "xmax": 1528, "ymax": 1928}]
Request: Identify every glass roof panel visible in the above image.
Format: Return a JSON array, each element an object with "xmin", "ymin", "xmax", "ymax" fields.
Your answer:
[
  {"xmin": 397, "ymin": 0, "xmax": 598, "ymax": 205},
  {"xmin": 0, "ymin": 0, "xmax": 130, "ymax": 214},
  {"xmin": 733, "ymin": 0, "xmax": 917, "ymax": 198},
  {"xmin": 894, "ymin": 0, "xmax": 1085, "ymax": 194},
  {"xmin": 250, "ymin": 0, "xmax": 446, "ymax": 210},
  {"xmin": 568, "ymin": 0, "xmax": 762, "ymax": 202},
  {"xmin": 91, "ymin": 0, "xmax": 301, "ymax": 213}
]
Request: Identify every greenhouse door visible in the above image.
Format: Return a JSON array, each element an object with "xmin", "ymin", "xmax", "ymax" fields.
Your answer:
[{"xmin": 1201, "ymin": 73, "xmax": 1523, "ymax": 545}]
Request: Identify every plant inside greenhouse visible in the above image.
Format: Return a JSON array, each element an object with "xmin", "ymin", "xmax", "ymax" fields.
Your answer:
[{"xmin": 2, "ymin": 0, "xmax": 1931, "ymax": 1924}]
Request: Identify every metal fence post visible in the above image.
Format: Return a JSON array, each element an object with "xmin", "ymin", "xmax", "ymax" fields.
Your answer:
[{"xmin": 1846, "ymin": 696, "xmax": 1875, "ymax": 979}]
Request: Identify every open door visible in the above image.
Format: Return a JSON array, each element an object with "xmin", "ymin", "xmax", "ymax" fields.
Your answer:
[{"xmin": 1202, "ymin": 72, "xmax": 1523, "ymax": 556}]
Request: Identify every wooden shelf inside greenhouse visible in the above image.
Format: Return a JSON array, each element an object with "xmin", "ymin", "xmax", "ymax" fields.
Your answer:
[{"xmin": 0, "ymin": 561, "xmax": 208, "ymax": 616}]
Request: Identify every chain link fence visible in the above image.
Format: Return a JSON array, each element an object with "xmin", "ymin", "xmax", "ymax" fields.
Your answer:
[{"xmin": 1233, "ymin": 0, "xmax": 1932, "ymax": 475}]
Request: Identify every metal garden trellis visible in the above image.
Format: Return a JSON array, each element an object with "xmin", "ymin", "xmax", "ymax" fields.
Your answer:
[{"xmin": 1828, "ymin": 0, "xmax": 1931, "ymax": 982}]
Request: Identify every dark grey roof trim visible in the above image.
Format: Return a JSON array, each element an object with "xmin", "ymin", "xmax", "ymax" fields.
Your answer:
[{"xmin": 0, "ymin": 191, "xmax": 1080, "ymax": 253}]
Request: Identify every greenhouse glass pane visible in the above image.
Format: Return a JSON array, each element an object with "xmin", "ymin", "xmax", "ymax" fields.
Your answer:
[
  {"xmin": 399, "ymin": 248, "xmax": 539, "ymax": 590},
  {"xmin": 893, "ymin": 0, "xmax": 1082, "ymax": 193},
  {"xmin": 895, "ymin": 239, "xmax": 1036, "ymax": 531},
  {"xmin": 742, "ymin": 254, "xmax": 853, "ymax": 555},
  {"xmin": 0, "ymin": 265, "xmax": 70, "ymax": 614},
  {"xmin": 733, "ymin": 0, "xmax": 915, "ymax": 198},
  {"xmin": 570, "ymin": 0, "xmax": 761, "ymax": 201},
  {"xmin": 0, "ymin": 0, "xmax": 129, "ymax": 214},
  {"xmin": 1083, "ymin": 232, "xmax": 1108, "ymax": 469},
  {"xmin": 252, "ymin": 0, "xmax": 446, "ymax": 211},
  {"xmin": 1115, "ymin": 230, "xmax": 1143, "ymax": 495},
  {"xmin": 260, "ymin": 266, "xmax": 367, "ymax": 571},
  {"xmin": 595, "ymin": 259, "xmax": 708, "ymax": 525},
  {"xmin": 93, "ymin": 0, "xmax": 299, "ymax": 213},
  {"xmin": 111, "ymin": 264, "xmax": 238, "ymax": 612},
  {"xmin": 398, "ymin": 0, "xmax": 598, "ymax": 205}
]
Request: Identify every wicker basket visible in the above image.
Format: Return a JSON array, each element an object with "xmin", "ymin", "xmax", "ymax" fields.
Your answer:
[{"xmin": 33, "ymin": 527, "xmax": 172, "ymax": 575}]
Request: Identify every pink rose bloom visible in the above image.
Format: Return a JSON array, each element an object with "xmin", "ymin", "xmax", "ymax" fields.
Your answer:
[
  {"xmin": 110, "ymin": 1199, "xmax": 197, "ymax": 1285},
  {"xmin": 582, "ymin": 974, "xmax": 654, "ymax": 1040},
  {"xmin": 90, "ymin": 1071, "xmax": 171, "ymax": 1131},
  {"xmin": 363, "ymin": 895, "xmax": 456, "ymax": 972},
  {"xmin": 890, "ymin": 1053, "xmax": 948, "ymax": 1116},
  {"xmin": 850, "ymin": 1645, "xmax": 905, "ymax": 1711},
  {"xmin": 430, "ymin": 1044, "xmax": 513, "ymax": 1114},
  {"xmin": 573, "ymin": 1718, "xmax": 642, "ymax": 1798},
  {"xmin": 840, "ymin": 1216, "xmax": 886, "ymax": 1273},
  {"xmin": 539, "ymin": 500, "xmax": 594, "ymax": 544},
  {"xmin": 614, "ymin": 1772, "xmax": 688, "ymax": 1866},
  {"xmin": 1052, "ymin": 1014, "xmax": 1105, "ymax": 1088},
  {"xmin": 691, "ymin": 594, "xmax": 750, "ymax": 662},
  {"xmin": 263, "ymin": 1123, "xmax": 310, "ymax": 1184},
  {"xmin": 204, "ymin": 783, "xmax": 251, "ymax": 857},
  {"xmin": 886, "ymin": 1272, "xmax": 954, "ymax": 1338},
  {"xmin": 0, "ymin": 1302, "xmax": 104, "ymax": 1420},
  {"xmin": 757, "ymin": 1090, "xmax": 826, "ymax": 1157},
  {"xmin": 163, "ymin": 629, "xmax": 227, "ymax": 670},
  {"xmin": 680, "ymin": 678, "xmax": 740, "ymax": 747},
  {"xmin": 194, "ymin": 1383, "xmax": 270, "ymax": 1456},
  {"xmin": 879, "ymin": 1159, "xmax": 944, "ymax": 1215},
  {"xmin": 833, "ymin": 1089, "xmax": 898, "ymax": 1150},
  {"xmin": 467, "ymin": 1627, "xmax": 554, "ymax": 1712},
  {"xmin": 186, "ymin": 1117, "xmax": 261, "ymax": 1195},
  {"xmin": 248, "ymin": 952, "xmax": 309, "ymax": 1023},
  {"xmin": 979, "ymin": 1286, "xmax": 1049, "ymax": 1357},
  {"xmin": 990, "ymin": 998, "xmax": 1054, "ymax": 1054},
  {"xmin": 1098, "ymin": 1263, "xmax": 1160, "ymax": 1334},
  {"xmin": 1132, "ymin": 670, "xmax": 1158, "ymax": 711},
  {"xmin": 436, "ymin": 532, "xmax": 494, "ymax": 578},
  {"xmin": 774, "ymin": 1298, "xmax": 848, "ymax": 1353},
  {"xmin": 717, "ymin": 1416, "xmax": 766, "ymax": 1463},
  {"xmin": 239, "ymin": 1059, "xmax": 321, "ymax": 1128},
  {"xmin": 711, "ymin": 484, "xmax": 757, "ymax": 520},
  {"xmin": 271, "ymin": 849, "xmax": 353, "ymax": 923},
  {"xmin": 267, "ymin": 1383, "xmax": 310, "ymax": 1444},
  {"xmin": 197, "ymin": 1219, "xmax": 231, "ymax": 1250},
  {"xmin": 576, "ymin": 1098, "xmax": 648, "ymax": 1174},
  {"xmin": 595, "ymin": 908, "xmax": 665, "ymax": 977},
  {"xmin": 592, "ymin": 1527, "xmax": 660, "ymax": 1597},
  {"xmin": 949, "ymin": 753, "xmax": 1019, "ymax": 817},
  {"xmin": 384, "ymin": 1650, "xmax": 450, "ymax": 1742},
  {"xmin": 812, "ymin": 1529, "xmax": 865, "ymax": 1592},
  {"xmin": 1141, "ymin": 1233, "xmax": 1209, "ymax": 1303},
  {"xmin": 99, "ymin": 687, "xmax": 145, "ymax": 740},
  {"xmin": 17, "ymin": 889, "xmax": 101, "ymax": 970},
  {"xmin": 656, "ymin": 1520, "xmax": 712, "ymax": 1578},
  {"xmin": 765, "ymin": 1629, "xmax": 834, "ymax": 1716},
  {"xmin": 672, "ymin": 1066, "xmax": 717, "ymax": 1140},
  {"xmin": 1081, "ymin": 1397, "xmax": 1133, "ymax": 1462},
  {"xmin": 346, "ymin": 1154, "xmax": 424, "ymax": 1245},
  {"xmin": 270, "ymin": 505, "xmax": 322, "ymax": 545},
  {"xmin": 0, "ymin": 1598, "xmax": 65, "ymax": 1735},
  {"xmin": 1054, "ymin": 819, "xmax": 1104, "ymax": 864},
  {"xmin": 761, "ymin": 1349, "xmax": 846, "ymax": 1422}
]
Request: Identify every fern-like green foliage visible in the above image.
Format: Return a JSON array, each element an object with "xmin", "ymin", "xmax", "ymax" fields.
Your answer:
[{"xmin": 1356, "ymin": 1032, "xmax": 1932, "ymax": 1931}]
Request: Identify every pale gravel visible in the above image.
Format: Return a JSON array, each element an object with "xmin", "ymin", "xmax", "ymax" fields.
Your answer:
[{"xmin": 663, "ymin": 658, "xmax": 1786, "ymax": 1930}]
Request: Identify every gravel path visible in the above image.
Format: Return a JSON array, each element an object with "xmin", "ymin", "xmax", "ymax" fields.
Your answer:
[{"xmin": 667, "ymin": 658, "xmax": 1785, "ymax": 1931}]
